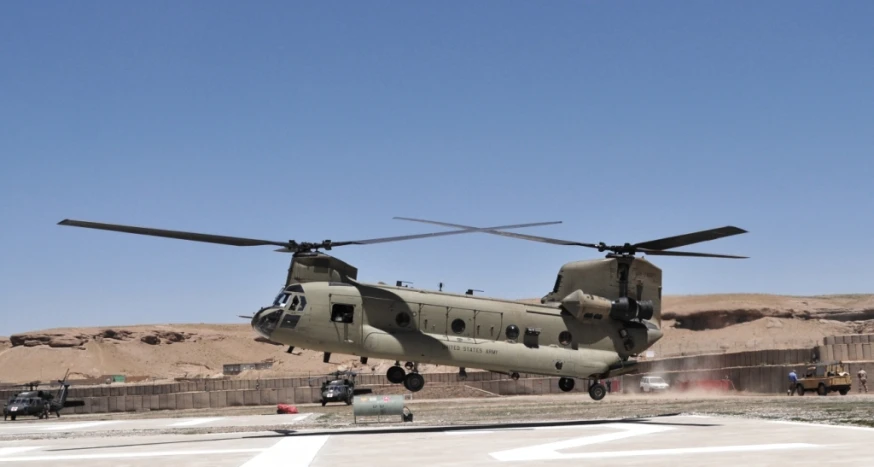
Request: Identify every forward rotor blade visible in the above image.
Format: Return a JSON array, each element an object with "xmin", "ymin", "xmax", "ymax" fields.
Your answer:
[
  {"xmin": 393, "ymin": 217, "xmax": 599, "ymax": 248},
  {"xmin": 632, "ymin": 226, "xmax": 747, "ymax": 251},
  {"xmin": 58, "ymin": 219, "xmax": 290, "ymax": 247},
  {"xmin": 636, "ymin": 248, "xmax": 748, "ymax": 259},
  {"xmin": 273, "ymin": 220, "xmax": 564, "ymax": 252},
  {"xmin": 331, "ymin": 220, "xmax": 563, "ymax": 246}
]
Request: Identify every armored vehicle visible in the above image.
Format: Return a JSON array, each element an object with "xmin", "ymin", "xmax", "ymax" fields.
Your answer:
[{"xmin": 793, "ymin": 362, "xmax": 852, "ymax": 396}]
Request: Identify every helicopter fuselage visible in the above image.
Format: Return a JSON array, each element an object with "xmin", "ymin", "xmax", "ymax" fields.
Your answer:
[{"xmin": 252, "ymin": 278, "xmax": 663, "ymax": 388}]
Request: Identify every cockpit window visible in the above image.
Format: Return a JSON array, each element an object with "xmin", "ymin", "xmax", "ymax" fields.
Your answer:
[
  {"xmin": 254, "ymin": 309, "xmax": 283, "ymax": 337},
  {"xmin": 273, "ymin": 292, "xmax": 291, "ymax": 307}
]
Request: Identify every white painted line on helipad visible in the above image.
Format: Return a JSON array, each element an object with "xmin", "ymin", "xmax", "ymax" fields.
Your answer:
[
  {"xmin": 0, "ymin": 448, "xmax": 264, "ymax": 462},
  {"xmin": 768, "ymin": 420, "xmax": 874, "ymax": 431},
  {"xmin": 0, "ymin": 447, "xmax": 43, "ymax": 457},
  {"xmin": 170, "ymin": 417, "xmax": 224, "ymax": 427},
  {"xmin": 40, "ymin": 421, "xmax": 119, "ymax": 431},
  {"xmin": 490, "ymin": 423, "xmax": 671, "ymax": 461},
  {"xmin": 497, "ymin": 443, "xmax": 819, "ymax": 460},
  {"xmin": 239, "ymin": 435, "xmax": 329, "ymax": 467},
  {"xmin": 292, "ymin": 413, "xmax": 313, "ymax": 422}
]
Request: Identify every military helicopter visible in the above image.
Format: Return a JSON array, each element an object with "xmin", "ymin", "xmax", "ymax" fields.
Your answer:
[
  {"xmin": 3, "ymin": 370, "xmax": 82, "ymax": 421},
  {"xmin": 57, "ymin": 217, "xmax": 747, "ymax": 401},
  {"xmin": 308, "ymin": 370, "xmax": 372, "ymax": 406}
]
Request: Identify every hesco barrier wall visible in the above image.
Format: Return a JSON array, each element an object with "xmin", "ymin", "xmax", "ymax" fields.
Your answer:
[{"xmin": 4, "ymin": 335, "xmax": 872, "ymax": 415}]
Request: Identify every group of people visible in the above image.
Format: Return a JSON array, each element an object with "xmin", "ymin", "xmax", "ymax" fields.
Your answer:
[{"xmin": 787, "ymin": 367, "xmax": 867, "ymax": 394}]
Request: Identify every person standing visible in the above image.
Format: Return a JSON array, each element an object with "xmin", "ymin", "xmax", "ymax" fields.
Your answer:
[
  {"xmin": 858, "ymin": 368, "xmax": 868, "ymax": 393},
  {"xmin": 788, "ymin": 369, "xmax": 798, "ymax": 395}
]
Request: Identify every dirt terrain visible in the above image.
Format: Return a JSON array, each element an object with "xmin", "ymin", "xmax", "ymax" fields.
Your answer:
[{"xmin": 1, "ymin": 293, "xmax": 873, "ymax": 383}]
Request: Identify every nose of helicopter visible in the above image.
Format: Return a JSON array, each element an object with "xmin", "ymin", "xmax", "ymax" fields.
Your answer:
[{"xmin": 251, "ymin": 306, "xmax": 283, "ymax": 340}]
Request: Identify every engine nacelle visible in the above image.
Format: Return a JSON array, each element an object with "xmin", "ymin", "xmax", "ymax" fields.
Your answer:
[
  {"xmin": 609, "ymin": 297, "xmax": 654, "ymax": 322},
  {"xmin": 561, "ymin": 290, "xmax": 654, "ymax": 322},
  {"xmin": 560, "ymin": 290, "xmax": 612, "ymax": 321}
]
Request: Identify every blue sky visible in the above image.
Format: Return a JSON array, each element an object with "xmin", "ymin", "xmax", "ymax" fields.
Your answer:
[{"xmin": 2, "ymin": 1, "xmax": 872, "ymax": 334}]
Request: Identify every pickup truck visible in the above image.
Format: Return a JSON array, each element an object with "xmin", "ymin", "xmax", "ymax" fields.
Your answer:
[{"xmin": 793, "ymin": 362, "xmax": 851, "ymax": 396}]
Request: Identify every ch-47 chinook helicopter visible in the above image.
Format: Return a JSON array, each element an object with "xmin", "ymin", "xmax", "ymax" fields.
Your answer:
[{"xmin": 57, "ymin": 217, "xmax": 747, "ymax": 401}]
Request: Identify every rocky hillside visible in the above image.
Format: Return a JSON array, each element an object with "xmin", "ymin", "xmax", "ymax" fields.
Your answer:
[{"xmin": 1, "ymin": 293, "xmax": 872, "ymax": 383}]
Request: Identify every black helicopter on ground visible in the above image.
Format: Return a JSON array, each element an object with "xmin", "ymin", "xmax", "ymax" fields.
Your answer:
[
  {"xmin": 3, "ymin": 370, "xmax": 83, "ymax": 421},
  {"xmin": 313, "ymin": 370, "xmax": 373, "ymax": 406}
]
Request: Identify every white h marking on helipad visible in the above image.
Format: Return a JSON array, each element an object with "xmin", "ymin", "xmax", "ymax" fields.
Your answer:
[
  {"xmin": 240, "ymin": 435, "xmax": 329, "ymax": 467},
  {"xmin": 489, "ymin": 423, "xmax": 820, "ymax": 461},
  {"xmin": 0, "ymin": 447, "xmax": 42, "ymax": 457},
  {"xmin": 490, "ymin": 423, "xmax": 670, "ymax": 461},
  {"xmin": 170, "ymin": 417, "xmax": 223, "ymax": 427}
]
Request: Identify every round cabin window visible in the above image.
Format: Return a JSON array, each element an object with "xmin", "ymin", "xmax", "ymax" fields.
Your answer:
[
  {"xmin": 559, "ymin": 331, "xmax": 572, "ymax": 346},
  {"xmin": 506, "ymin": 324, "xmax": 519, "ymax": 340},
  {"xmin": 395, "ymin": 312, "xmax": 411, "ymax": 328},
  {"xmin": 451, "ymin": 318, "xmax": 466, "ymax": 334}
]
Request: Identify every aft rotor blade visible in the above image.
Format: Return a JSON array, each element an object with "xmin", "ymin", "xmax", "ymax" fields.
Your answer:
[
  {"xmin": 637, "ymin": 248, "xmax": 748, "ymax": 259},
  {"xmin": 332, "ymin": 220, "xmax": 563, "ymax": 246},
  {"xmin": 632, "ymin": 226, "xmax": 747, "ymax": 251},
  {"xmin": 393, "ymin": 217, "xmax": 599, "ymax": 248},
  {"xmin": 58, "ymin": 219, "xmax": 292, "ymax": 247}
]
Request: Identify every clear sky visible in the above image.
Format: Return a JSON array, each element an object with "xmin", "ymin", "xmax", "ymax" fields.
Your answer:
[{"xmin": 2, "ymin": 1, "xmax": 872, "ymax": 334}]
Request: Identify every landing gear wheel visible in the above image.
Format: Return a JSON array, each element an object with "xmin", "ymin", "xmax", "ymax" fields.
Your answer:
[
  {"xmin": 589, "ymin": 382, "xmax": 606, "ymax": 401},
  {"xmin": 510, "ymin": 372, "xmax": 520, "ymax": 381},
  {"xmin": 558, "ymin": 377, "xmax": 575, "ymax": 392},
  {"xmin": 386, "ymin": 366, "xmax": 406, "ymax": 384},
  {"xmin": 403, "ymin": 373, "xmax": 425, "ymax": 392}
]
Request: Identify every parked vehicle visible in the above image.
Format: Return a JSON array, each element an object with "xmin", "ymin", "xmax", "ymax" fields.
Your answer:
[
  {"xmin": 640, "ymin": 376, "xmax": 670, "ymax": 393},
  {"xmin": 793, "ymin": 362, "xmax": 851, "ymax": 396}
]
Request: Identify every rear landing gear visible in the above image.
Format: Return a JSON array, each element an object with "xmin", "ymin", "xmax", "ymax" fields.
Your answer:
[
  {"xmin": 589, "ymin": 382, "xmax": 606, "ymax": 401},
  {"xmin": 403, "ymin": 373, "xmax": 425, "ymax": 392},
  {"xmin": 386, "ymin": 362, "xmax": 425, "ymax": 392},
  {"xmin": 386, "ymin": 365, "xmax": 406, "ymax": 384},
  {"xmin": 559, "ymin": 377, "xmax": 575, "ymax": 392}
]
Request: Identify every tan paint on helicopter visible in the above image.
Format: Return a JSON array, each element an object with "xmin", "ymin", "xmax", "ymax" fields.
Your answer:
[
  {"xmin": 56, "ymin": 217, "xmax": 745, "ymax": 394},
  {"xmin": 264, "ymin": 257, "xmax": 662, "ymax": 380}
]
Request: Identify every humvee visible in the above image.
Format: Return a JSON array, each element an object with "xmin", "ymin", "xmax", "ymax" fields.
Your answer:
[{"xmin": 793, "ymin": 361, "xmax": 852, "ymax": 396}]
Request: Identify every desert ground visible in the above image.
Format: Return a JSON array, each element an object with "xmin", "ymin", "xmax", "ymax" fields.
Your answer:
[{"xmin": 2, "ymin": 293, "xmax": 873, "ymax": 383}]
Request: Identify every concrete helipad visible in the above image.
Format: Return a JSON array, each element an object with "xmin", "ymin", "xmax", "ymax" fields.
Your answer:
[
  {"xmin": 0, "ymin": 414, "xmax": 872, "ymax": 465},
  {"xmin": 0, "ymin": 414, "xmax": 314, "ymax": 436}
]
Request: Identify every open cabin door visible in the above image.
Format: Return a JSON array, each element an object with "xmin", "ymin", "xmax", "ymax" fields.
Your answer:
[{"xmin": 329, "ymin": 293, "xmax": 362, "ymax": 345}]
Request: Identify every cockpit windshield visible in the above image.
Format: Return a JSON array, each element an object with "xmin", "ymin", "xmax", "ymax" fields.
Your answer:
[{"xmin": 273, "ymin": 292, "xmax": 292, "ymax": 307}]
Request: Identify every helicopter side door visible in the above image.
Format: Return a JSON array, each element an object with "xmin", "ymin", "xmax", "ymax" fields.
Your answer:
[{"xmin": 329, "ymin": 293, "xmax": 362, "ymax": 345}]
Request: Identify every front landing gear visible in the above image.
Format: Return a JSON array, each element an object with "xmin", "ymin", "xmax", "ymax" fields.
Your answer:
[
  {"xmin": 589, "ymin": 382, "xmax": 606, "ymax": 401},
  {"xmin": 385, "ymin": 361, "xmax": 425, "ymax": 392}
]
